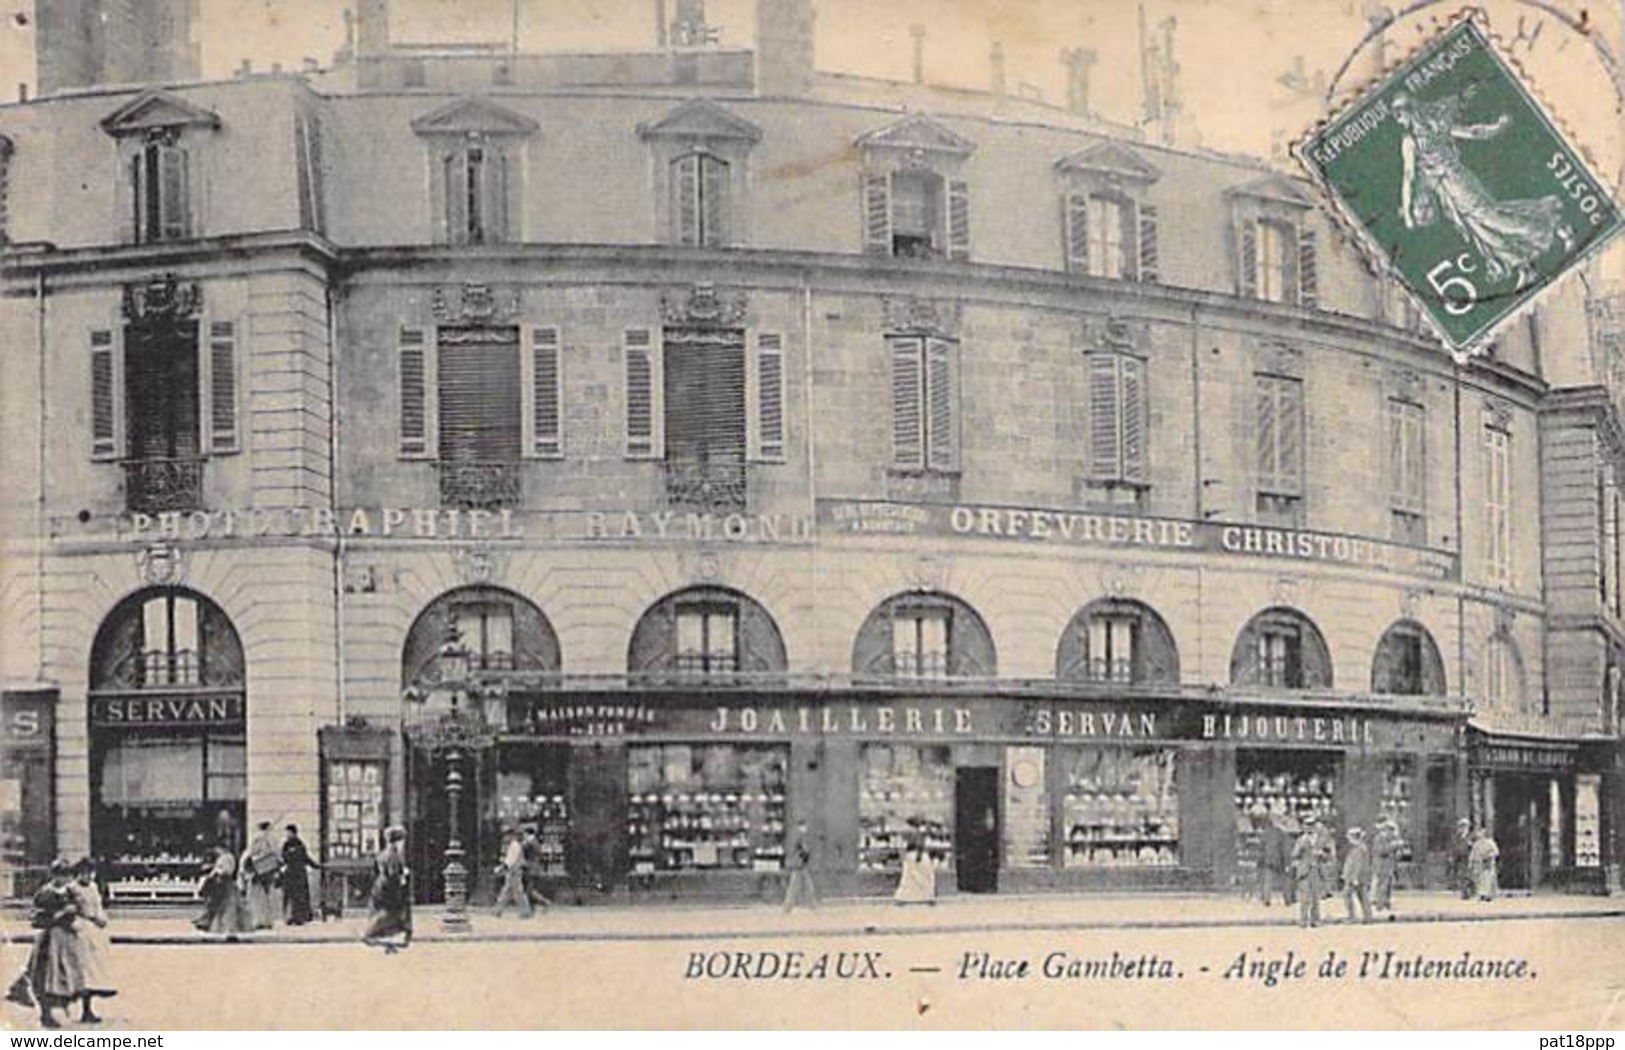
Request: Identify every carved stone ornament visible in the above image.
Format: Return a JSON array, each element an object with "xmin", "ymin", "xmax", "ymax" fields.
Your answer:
[
  {"xmin": 906, "ymin": 554, "xmax": 948, "ymax": 591},
  {"xmin": 342, "ymin": 561, "xmax": 379, "ymax": 595},
  {"xmin": 431, "ymin": 282, "xmax": 521, "ymax": 325},
  {"xmin": 882, "ymin": 295, "xmax": 960, "ymax": 338},
  {"xmin": 452, "ymin": 544, "xmax": 507, "ymax": 585},
  {"xmin": 1083, "ymin": 314, "xmax": 1147, "ymax": 357},
  {"xmin": 659, "ymin": 284, "xmax": 749, "ymax": 328},
  {"xmin": 136, "ymin": 543, "xmax": 188, "ymax": 586},
  {"xmin": 1386, "ymin": 366, "xmax": 1423, "ymax": 402},
  {"xmin": 122, "ymin": 273, "xmax": 202, "ymax": 323},
  {"xmin": 1102, "ymin": 562, "xmax": 1146, "ymax": 598},
  {"xmin": 1483, "ymin": 396, "xmax": 1515, "ymax": 433},
  {"xmin": 1271, "ymin": 575, "xmax": 1301, "ymax": 605},
  {"xmin": 1399, "ymin": 588, "xmax": 1424, "ymax": 620},
  {"xmin": 1256, "ymin": 338, "xmax": 1304, "ymax": 378},
  {"xmin": 685, "ymin": 548, "xmax": 723, "ymax": 584}
]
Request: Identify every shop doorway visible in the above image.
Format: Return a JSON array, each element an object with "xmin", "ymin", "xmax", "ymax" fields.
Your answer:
[
  {"xmin": 1492, "ymin": 774, "xmax": 1554, "ymax": 891},
  {"xmin": 954, "ymin": 766, "xmax": 999, "ymax": 893}
]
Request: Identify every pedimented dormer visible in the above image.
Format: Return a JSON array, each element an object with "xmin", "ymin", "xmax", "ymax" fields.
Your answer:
[
  {"xmin": 1227, "ymin": 172, "xmax": 1315, "ymax": 211},
  {"xmin": 1228, "ymin": 172, "xmax": 1320, "ymax": 306},
  {"xmin": 413, "ymin": 97, "xmax": 538, "ymax": 245},
  {"xmin": 101, "ymin": 90, "xmax": 221, "ymax": 244},
  {"xmin": 411, "ymin": 96, "xmax": 540, "ymax": 138},
  {"xmin": 856, "ymin": 113, "xmax": 975, "ymax": 159},
  {"xmin": 1055, "ymin": 142, "xmax": 1161, "ymax": 186},
  {"xmin": 857, "ymin": 114, "xmax": 975, "ymax": 260},
  {"xmin": 100, "ymin": 89, "xmax": 222, "ymax": 138},
  {"xmin": 638, "ymin": 100, "xmax": 762, "ymax": 248},
  {"xmin": 1056, "ymin": 143, "xmax": 1162, "ymax": 281}
]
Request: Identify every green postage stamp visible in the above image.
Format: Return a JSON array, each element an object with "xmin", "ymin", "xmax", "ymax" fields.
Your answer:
[{"xmin": 1297, "ymin": 14, "xmax": 1623, "ymax": 356}]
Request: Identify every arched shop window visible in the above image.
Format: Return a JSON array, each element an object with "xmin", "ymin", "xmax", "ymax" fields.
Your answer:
[
  {"xmin": 87, "ymin": 587, "xmax": 246, "ymax": 901},
  {"xmin": 1370, "ymin": 620, "xmax": 1447, "ymax": 696},
  {"xmin": 1055, "ymin": 598, "xmax": 1179, "ymax": 685},
  {"xmin": 627, "ymin": 586, "xmax": 787, "ymax": 678},
  {"xmin": 852, "ymin": 591, "xmax": 996, "ymax": 679},
  {"xmin": 400, "ymin": 585, "xmax": 561, "ymax": 691},
  {"xmin": 1229, "ymin": 607, "xmax": 1332, "ymax": 690}
]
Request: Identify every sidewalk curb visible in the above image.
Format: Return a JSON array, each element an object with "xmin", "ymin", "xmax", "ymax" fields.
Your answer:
[{"xmin": 5, "ymin": 906, "xmax": 1621, "ymax": 947}]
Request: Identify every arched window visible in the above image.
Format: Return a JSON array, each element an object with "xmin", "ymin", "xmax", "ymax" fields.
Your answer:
[
  {"xmin": 1230, "ymin": 607, "xmax": 1332, "ymax": 690},
  {"xmin": 1483, "ymin": 633, "xmax": 1527, "ymax": 713},
  {"xmin": 1371, "ymin": 620, "xmax": 1447, "ymax": 696},
  {"xmin": 1055, "ymin": 599, "xmax": 1179, "ymax": 685},
  {"xmin": 628, "ymin": 586, "xmax": 786, "ymax": 678},
  {"xmin": 852, "ymin": 591, "xmax": 995, "ymax": 679},
  {"xmin": 90, "ymin": 587, "xmax": 244, "ymax": 691},
  {"xmin": 401, "ymin": 586, "xmax": 560, "ymax": 690}
]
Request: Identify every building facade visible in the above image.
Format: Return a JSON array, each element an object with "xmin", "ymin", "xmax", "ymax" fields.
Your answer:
[{"xmin": 2, "ymin": 0, "xmax": 1621, "ymax": 904}]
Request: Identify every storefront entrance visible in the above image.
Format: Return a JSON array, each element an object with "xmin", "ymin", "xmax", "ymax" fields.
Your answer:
[
  {"xmin": 1491, "ymin": 773, "xmax": 1556, "ymax": 891},
  {"xmin": 955, "ymin": 766, "xmax": 999, "ymax": 893}
]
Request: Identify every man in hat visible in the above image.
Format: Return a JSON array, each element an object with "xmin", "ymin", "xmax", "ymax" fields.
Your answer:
[
  {"xmin": 281, "ymin": 824, "xmax": 320, "ymax": 926},
  {"xmin": 492, "ymin": 828, "xmax": 533, "ymax": 918},
  {"xmin": 243, "ymin": 820, "xmax": 283, "ymax": 929},
  {"xmin": 1254, "ymin": 807, "xmax": 1288, "ymax": 907},
  {"xmin": 1341, "ymin": 827, "xmax": 1373, "ymax": 924},
  {"xmin": 24, "ymin": 860, "xmax": 81, "ymax": 1028},
  {"xmin": 1451, "ymin": 818, "xmax": 1474, "ymax": 900},
  {"xmin": 1290, "ymin": 816, "xmax": 1323, "ymax": 928},
  {"xmin": 363, "ymin": 826, "xmax": 412, "ymax": 952},
  {"xmin": 1371, "ymin": 816, "xmax": 1401, "ymax": 913}
]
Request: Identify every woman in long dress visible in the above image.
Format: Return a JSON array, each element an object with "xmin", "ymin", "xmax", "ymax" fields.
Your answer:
[
  {"xmin": 192, "ymin": 846, "xmax": 251, "ymax": 934},
  {"xmin": 68, "ymin": 859, "xmax": 116, "ymax": 1022},
  {"xmin": 893, "ymin": 830, "xmax": 936, "ymax": 905},
  {"xmin": 1468, "ymin": 827, "xmax": 1501, "ymax": 902},
  {"xmin": 363, "ymin": 826, "xmax": 413, "ymax": 952},
  {"xmin": 26, "ymin": 860, "xmax": 82, "ymax": 1028}
]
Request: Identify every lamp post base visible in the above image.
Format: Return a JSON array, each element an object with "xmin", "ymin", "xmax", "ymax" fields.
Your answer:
[{"xmin": 442, "ymin": 856, "xmax": 472, "ymax": 933}]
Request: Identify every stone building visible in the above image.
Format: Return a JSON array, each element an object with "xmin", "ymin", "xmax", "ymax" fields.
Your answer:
[{"xmin": 1, "ymin": 0, "xmax": 1619, "ymax": 904}]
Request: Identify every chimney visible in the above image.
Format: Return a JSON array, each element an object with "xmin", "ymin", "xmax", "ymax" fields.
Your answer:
[
  {"xmin": 989, "ymin": 41, "xmax": 1005, "ymax": 98},
  {"xmin": 755, "ymin": 0, "xmax": 815, "ymax": 97},
  {"xmin": 910, "ymin": 24, "xmax": 925, "ymax": 84},
  {"xmin": 1060, "ymin": 47, "xmax": 1096, "ymax": 115},
  {"xmin": 356, "ymin": 0, "xmax": 390, "ymax": 58}
]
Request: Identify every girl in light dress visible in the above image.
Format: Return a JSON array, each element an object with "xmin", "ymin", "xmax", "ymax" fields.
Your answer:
[
  {"xmin": 68, "ymin": 859, "xmax": 116, "ymax": 1023},
  {"xmin": 893, "ymin": 828, "xmax": 936, "ymax": 905}
]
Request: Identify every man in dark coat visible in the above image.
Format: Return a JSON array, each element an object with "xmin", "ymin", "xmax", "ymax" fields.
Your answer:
[
  {"xmin": 1450, "ymin": 818, "xmax": 1474, "ymax": 899},
  {"xmin": 281, "ymin": 824, "xmax": 320, "ymax": 926},
  {"xmin": 363, "ymin": 826, "xmax": 412, "ymax": 953},
  {"xmin": 1256, "ymin": 810, "xmax": 1288, "ymax": 907}
]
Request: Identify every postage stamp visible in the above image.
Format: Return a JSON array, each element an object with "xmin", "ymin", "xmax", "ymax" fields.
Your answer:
[{"xmin": 1296, "ymin": 13, "xmax": 1623, "ymax": 356}]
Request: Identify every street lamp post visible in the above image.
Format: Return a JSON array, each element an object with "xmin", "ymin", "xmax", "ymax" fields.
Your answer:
[{"xmin": 441, "ymin": 742, "xmax": 470, "ymax": 932}]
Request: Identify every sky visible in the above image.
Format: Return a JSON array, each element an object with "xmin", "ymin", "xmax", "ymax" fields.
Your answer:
[{"xmin": 0, "ymin": 0, "xmax": 1620, "ymax": 178}]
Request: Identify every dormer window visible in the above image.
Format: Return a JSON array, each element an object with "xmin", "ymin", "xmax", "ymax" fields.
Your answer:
[
  {"xmin": 412, "ymin": 96, "xmax": 538, "ymax": 247},
  {"xmin": 857, "ymin": 115, "xmax": 975, "ymax": 261},
  {"xmin": 1229, "ymin": 174, "xmax": 1320, "ymax": 308},
  {"xmin": 1056, "ymin": 143, "xmax": 1161, "ymax": 282},
  {"xmin": 101, "ymin": 90, "xmax": 221, "ymax": 246},
  {"xmin": 639, "ymin": 99, "xmax": 761, "ymax": 249},
  {"xmin": 0, "ymin": 135, "xmax": 13, "ymax": 244}
]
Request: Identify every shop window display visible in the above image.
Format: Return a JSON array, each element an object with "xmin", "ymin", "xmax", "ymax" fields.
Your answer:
[
  {"xmin": 1380, "ymin": 756, "xmax": 1416, "ymax": 864},
  {"xmin": 1233, "ymin": 751, "xmax": 1338, "ymax": 885},
  {"xmin": 859, "ymin": 744, "xmax": 954, "ymax": 872},
  {"xmin": 1576, "ymin": 775, "xmax": 1601, "ymax": 868},
  {"xmin": 1063, "ymin": 747, "xmax": 1178, "ymax": 868},
  {"xmin": 325, "ymin": 760, "xmax": 384, "ymax": 860},
  {"xmin": 627, "ymin": 745, "xmax": 786, "ymax": 873},
  {"xmin": 1003, "ymin": 747, "xmax": 1050, "ymax": 868},
  {"xmin": 494, "ymin": 745, "xmax": 571, "ymax": 877}
]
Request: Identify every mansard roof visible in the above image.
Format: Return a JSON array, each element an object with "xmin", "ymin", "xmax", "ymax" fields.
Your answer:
[
  {"xmin": 411, "ymin": 95, "xmax": 540, "ymax": 136},
  {"xmin": 1054, "ymin": 141, "xmax": 1161, "ymax": 183},
  {"xmin": 855, "ymin": 113, "xmax": 975, "ymax": 156},
  {"xmin": 637, "ymin": 98, "xmax": 762, "ymax": 143},
  {"xmin": 100, "ymin": 89, "xmax": 222, "ymax": 137},
  {"xmin": 1227, "ymin": 171, "xmax": 1315, "ymax": 209}
]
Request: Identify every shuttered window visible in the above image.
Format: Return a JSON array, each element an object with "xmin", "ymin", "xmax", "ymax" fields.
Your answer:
[
  {"xmin": 624, "ymin": 328, "xmax": 660, "ymax": 458},
  {"xmin": 664, "ymin": 326, "xmax": 746, "ymax": 469},
  {"xmin": 753, "ymin": 332, "xmax": 786, "ymax": 462},
  {"xmin": 1137, "ymin": 205, "xmax": 1159, "ymax": 283},
  {"xmin": 523, "ymin": 325, "xmax": 562, "ymax": 457},
  {"xmin": 437, "ymin": 327, "xmax": 521, "ymax": 462},
  {"xmin": 1255, "ymin": 220, "xmax": 1294, "ymax": 303},
  {"xmin": 442, "ymin": 144, "xmax": 512, "ymax": 246},
  {"xmin": 889, "ymin": 335, "xmax": 957, "ymax": 472},
  {"xmin": 1297, "ymin": 227, "xmax": 1319, "ymax": 308},
  {"xmin": 398, "ymin": 326, "xmax": 433, "ymax": 458},
  {"xmin": 671, "ymin": 152, "xmax": 730, "ymax": 247},
  {"xmin": 1484, "ymin": 425, "xmax": 1511, "ymax": 583},
  {"xmin": 132, "ymin": 140, "xmax": 191, "ymax": 244},
  {"xmin": 295, "ymin": 111, "xmax": 325, "ymax": 234},
  {"xmin": 1085, "ymin": 352, "xmax": 1147, "ymax": 484},
  {"xmin": 0, "ymin": 140, "xmax": 11, "ymax": 245},
  {"xmin": 125, "ymin": 321, "xmax": 200, "ymax": 461},
  {"xmin": 204, "ymin": 320, "xmax": 239, "ymax": 454},
  {"xmin": 1255, "ymin": 374, "xmax": 1304, "ymax": 498},
  {"xmin": 861, "ymin": 171, "xmax": 891, "ymax": 254},
  {"xmin": 946, "ymin": 178, "xmax": 970, "ymax": 260},
  {"xmin": 1388, "ymin": 399, "xmax": 1425, "ymax": 542},
  {"xmin": 90, "ymin": 329, "xmax": 119, "ymax": 460},
  {"xmin": 1087, "ymin": 196, "xmax": 1129, "ymax": 279},
  {"xmin": 1064, "ymin": 193, "xmax": 1090, "ymax": 273}
]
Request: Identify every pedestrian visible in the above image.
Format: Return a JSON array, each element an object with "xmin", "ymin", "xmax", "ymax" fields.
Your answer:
[
  {"xmin": 68, "ymin": 859, "xmax": 116, "ymax": 1023},
  {"xmin": 493, "ymin": 828, "xmax": 533, "ymax": 918},
  {"xmin": 893, "ymin": 828, "xmax": 936, "ymax": 905},
  {"xmin": 242, "ymin": 820, "xmax": 283, "ymax": 929},
  {"xmin": 1290, "ymin": 816, "xmax": 1323, "ymax": 928},
  {"xmin": 1341, "ymin": 828, "xmax": 1373, "ymax": 924},
  {"xmin": 520, "ymin": 827, "xmax": 552, "ymax": 909},
  {"xmin": 1371, "ymin": 816, "xmax": 1400, "ymax": 912},
  {"xmin": 1468, "ymin": 826, "xmax": 1501, "ymax": 902},
  {"xmin": 1256, "ymin": 810, "xmax": 1288, "ymax": 907},
  {"xmin": 1313, "ymin": 816, "xmax": 1338, "ymax": 902},
  {"xmin": 782, "ymin": 822, "xmax": 818, "ymax": 912},
  {"xmin": 192, "ymin": 845, "xmax": 251, "ymax": 934},
  {"xmin": 1451, "ymin": 817, "xmax": 1474, "ymax": 900},
  {"xmin": 280, "ymin": 824, "xmax": 320, "ymax": 926},
  {"xmin": 363, "ymin": 826, "xmax": 413, "ymax": 953},
  {"xmin": 26, "ymin": 860, "xmax": 82, "ymax": 1028}
]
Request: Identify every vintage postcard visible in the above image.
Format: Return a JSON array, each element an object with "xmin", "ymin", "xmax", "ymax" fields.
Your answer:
[{"xmin": 1, "ymin": 0, "xmax": 1623, "ymax": 1033}]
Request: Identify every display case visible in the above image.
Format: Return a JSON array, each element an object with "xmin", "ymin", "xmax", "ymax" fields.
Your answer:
[
  {"xmin": 318, "ymin": 723, "xmax": 394, "ymax": 904},
  {"xmin": 1063, "ymin": 747, "xmax": 1179, "ymax": 868},
  {"xmin": 858, "ymin": 744, "xmax": 953, "ymax": 872},
  {"xmin": 1380, "ymin": 756, "xmax": 1416, "ymax": 862},
  {"xmin": 495, "ymin": 744, "xmax": 571, "ymax": 877},
  {"xmin": 1003, "ymin": 747, "xmax": 1050, "ymax": 869},
  {"xmin": 1233, "ymin": 751, "xmax": 1339, "ymax": 884},
  {"xmin": 1576, "ymin": 774, "xmax": 1602, "ymax": 868},
  {"xmin": 627, "ymin": 744, "xmax": 787, "ymax": 873}
]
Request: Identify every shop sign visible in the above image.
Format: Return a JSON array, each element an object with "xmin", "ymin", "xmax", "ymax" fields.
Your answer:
[
  {"xmin": 91, "ymin": 694, "xmax": 245, "ymax": 728},
  {"xmin": 528, "ymin": 702, "xmax": 659, "ymax": 736},
  {"xmin": 1, "ymin": 691, "xmax": 55, "ymax": 752},
  {"xmin": 1475, "ymin": 742, "xmax": 1576, "ymax": 770},
  {"xmin": 705, "ymin": 703, "xmax": 977, "ymax": 736},
  {"xmin": 818, "ymin": 500, "xmax": 1459, "ymax": 580}
]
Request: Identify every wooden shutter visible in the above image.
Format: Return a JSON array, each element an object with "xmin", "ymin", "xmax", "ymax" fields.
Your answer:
[
  {"xmin": 1137, "ymin": 204, "xmax": 1160, "ymax": 283},
  {"xmin": 1064, "ymin": 192, "xmax": 1089, "ymax": 273},
  {"xmin": 1390, "ymin": 400, "xmax": 1424, "ymax": 513},
  {"xmin": 861, "ymin": 171, "xmax": 891, "ymax": 254},
  {"xmin": 946, "ymin": 179, "xmax": 971, "ymax": 261},
  {"xmin": 1086, "ymin": 352, "xmax": 1122, "ymax": 480},
  {"xmin": 438, "ymin": 329, "xmax": 521, "ymax": 462},
  {"xmin": 398, "ymin": 326, "xmax": 434, "ymax": 458},
  {"xmin": 157, "ymin": 143, "xmax": 190, "ymax": 240},
  {"xmin": 1278, "ymin": 377, "xmax": 1304, "ymax": 495},
  {"xmin": 1238, "ymin": 220, "xmax": 1258, "ymax": 298},
  {"xmin": 485, "ymin": 148, "xmax": 511, "ymax": 243},
  {"xmin": 890, "ymin": 336, "xmax": 924, "ymax": 469},
  {"xmin": 925, "ymin": 337, "xmax": 956, "ymax": 471},
  {"xmin": 1297, "ymin": 226, "xmax": 1319, "ymax": 308},
  {"xmin": 672, "ymin": 154, "xmax": 700, "ymax": 246},
  {"xmin": 130, "ymin": 152, "xmax": 146, "ymax": 242},
  {"xmin": 202, "ymin": 319, "xmax": 239, "ymax": 454},
  {"xmin": 523, "ymin": 325, "xmax": 562, "ymax": 457},
  {"xmin": 753, "ymin": 331, "xmax": 785, "ymax": 462},
  {"xmin": 1120, "ymin": 355, "xmax": 1147, "ymax": 483},
  {"xmin": 624, "ymin": 328, "xmax": 660, "ymax": 458},
  {"xmin": 90, "ymin": 328, "xmax": 120, "ymax": 460},
  {"xmin": 701, "ymin": 154, "xmax": 729, "ymax": 246},
  {"xmin": 665, "ymin": 327, "xmax": 745, "ymax": 468},
  {"xmin": 443, "ymin": 150, "xmax": 468, "ymax": 245},
  {"xmin": 1255, "ymin": 376, "xmax": 1280, "ymax": 493}
]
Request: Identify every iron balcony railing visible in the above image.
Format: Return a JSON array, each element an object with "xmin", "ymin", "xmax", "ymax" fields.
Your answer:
[
  {"xmin": 437, "ymin": 460, "xmax": 522, "ymax": 510},
  {"xmin": 664, "ymin": 458, "xmax": 747, "ymax": 510},
  {"xmin": 122, "ymin": 456, "xmax": 205, "ymax": 514}
]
